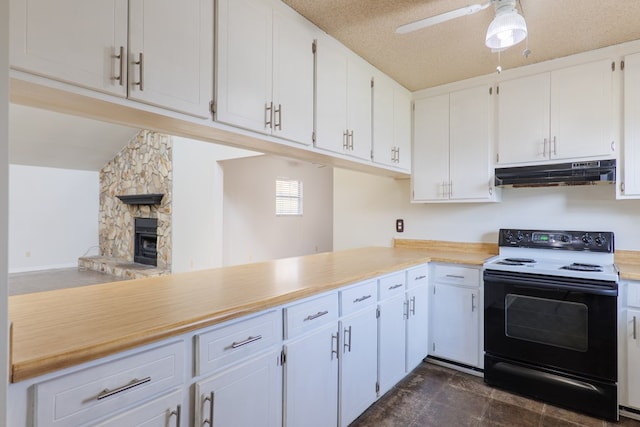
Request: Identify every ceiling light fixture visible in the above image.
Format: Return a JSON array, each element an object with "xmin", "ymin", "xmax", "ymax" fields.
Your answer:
[{"xmin": 485, "ymin": 0, "xmax": 527, "ymax": 50}]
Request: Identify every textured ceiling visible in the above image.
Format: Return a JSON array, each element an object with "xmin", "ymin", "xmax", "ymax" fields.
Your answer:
[{"xmin": 282, "ymin": 0, "xmax": 640, "ymax": 91}]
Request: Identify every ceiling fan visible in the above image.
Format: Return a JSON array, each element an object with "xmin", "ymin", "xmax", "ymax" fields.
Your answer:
[{"xmin": 396, "ymin": 0, "xmax": 528, "ymax": 51}]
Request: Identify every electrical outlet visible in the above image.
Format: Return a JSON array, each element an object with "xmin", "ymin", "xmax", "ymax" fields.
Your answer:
[{"xmin": 396, "ymin": 219, "xmax": 404, "ymax": 233}]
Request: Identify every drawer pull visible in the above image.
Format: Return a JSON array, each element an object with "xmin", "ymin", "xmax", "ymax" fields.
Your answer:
[
  {"xmin": 353, "ymin": 295, "xmax": 372, "ymax": 303},
  {"xmin": 445, "ymin": 274, "xmax": 465, "ymax": 279},
  {"xmin": 414, "ymin": 275, "xmax": 427, "ymax": 281},
  {"xmin": 634, "ymin": 316, "xmax": 637, "ymax": 341},
  {"xmin": 231, "ymin": 335, "xmax": 263, "ymax": 349},
  {"xmin": 388, "ymin": 283, "xmax": 404, "ymax": 290},
  {"xmin": 96, "ymin": 376, "xmax": 151, "ymax": 400},
  {"xmin": 304, "ymin": 310, "xmax": 329, "ymax": 322}
]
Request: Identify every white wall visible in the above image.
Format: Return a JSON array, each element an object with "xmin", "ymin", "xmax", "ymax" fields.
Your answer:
[
  {"xmin": 222, "ymin": 156, "xmax": 333, "ymax": 266},
  {"xmin": 334, "ymin": 168, "xmax": 640, "ymax": 251},
  {"xmin": 1, "ymin": 0, "xmax": 9, "ymax": 418},
  {"xmin": 8, "ymin": 165, "xmax": 99, "ymax": 272},
  {"xmin": 171, "ymin": 137, "xmax": 260, "ymax": 272}
]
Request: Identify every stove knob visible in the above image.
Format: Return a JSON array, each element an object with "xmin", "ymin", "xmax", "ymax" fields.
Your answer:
[
  {"xmin": 516, "ymin": 231, "xmax": 524, "ymax": 241},
  {"xmin": 595, "ymin": 235, "xmax": 607, "ymax": 246},
  {"xmin": 581, "ymin": 234, "xmax": 594, "ymax": 245},
  {"xmin": 561, "ymin": 234, "xmax": 570, "ymax": 243}
]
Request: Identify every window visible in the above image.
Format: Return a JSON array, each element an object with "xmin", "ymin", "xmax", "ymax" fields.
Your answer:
[{"xmin": 276, "ymin": 178, "xmax": 303, "ymax": 216}]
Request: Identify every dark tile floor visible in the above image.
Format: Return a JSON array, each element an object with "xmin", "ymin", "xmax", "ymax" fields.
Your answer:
[{"xmin": 350, "ymin": 362, "xmax": 640, "ymax": 427}]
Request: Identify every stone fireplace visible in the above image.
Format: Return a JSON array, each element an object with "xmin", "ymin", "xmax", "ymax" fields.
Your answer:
[{"xmin": 79, "ymin": 130, "xmax": 172, "ymax": 279}]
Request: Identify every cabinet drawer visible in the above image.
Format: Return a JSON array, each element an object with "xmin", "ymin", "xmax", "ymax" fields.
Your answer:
[
  {"xmin": 407, "ymin": 265, "xmax": 428, "ymax": 289},
  {"xmin": 34, "ymin": 340, "xmax": 184, "ymax": 427},
  {"xmin": 285, "ymin": 293, "xmax": 338, "ymax": 339},
  {"xmin": 432, "ymin": 264, "xmax": 480, "ymax": 287},
  {"xmin": 379, "ymin": 271, "xmax": 406, "ymax": 300},
  {"xmin": 340, "ymin": 280, "xmax": 377, "ymax": 316},
  {"xmin": 628, "ymin": 282, "xmax": 640, "ymax": 308},
  {"xmin": 195, "ymin": 310, "xmax": 281, "ymax": 376},
  {"xmin": 93, "ymin": 388, "xmax": 183, "ymax": 426}
]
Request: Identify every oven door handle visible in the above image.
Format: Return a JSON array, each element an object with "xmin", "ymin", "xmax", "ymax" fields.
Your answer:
[{"xmin": 484, "ymin": 271, "xmax": 618, "ymax": 297}]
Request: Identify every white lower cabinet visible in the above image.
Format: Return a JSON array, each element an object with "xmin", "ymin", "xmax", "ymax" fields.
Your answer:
[
  {"xmin": 626, "ymin": 308, "xmax": 640, "ymax": 408},
  {"xmin": 377, "ymin": 272, "xmax": 408, "ymax": 396},
  {"xmin": 406, "ymin": 284, "xmax": 429, "ymax": 372},
  {"xmin": 93, "ymin": 388, "xmax": 183, "ymax": 427},
  {"xmin": 338, "ymin": 280, "xmax": 378, "ymax": 426},
  {"xmin": 621, "ymin": 281, "xmax": 640, "ymax": 413},
  {"xmin": 284, "ymin": 293, "xmax": 340, "ymax": 427},
  {"xmin": 429, "ymin": 264, "xmax": 481, "ymax": 368},
  {"xmin": 194, "ymin": 350, "xmax": 282, "ymax": 427}
]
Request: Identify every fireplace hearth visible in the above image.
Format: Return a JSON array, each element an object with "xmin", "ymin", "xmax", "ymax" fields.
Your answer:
[{"xmin": 134, "ymin": 217, "xmax": 158, "ymax": 266}]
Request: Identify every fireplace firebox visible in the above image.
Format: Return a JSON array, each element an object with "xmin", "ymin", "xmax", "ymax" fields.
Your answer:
[{"xmin": 134, "ymin": 217, "xmax": 158, "ymax": 266}]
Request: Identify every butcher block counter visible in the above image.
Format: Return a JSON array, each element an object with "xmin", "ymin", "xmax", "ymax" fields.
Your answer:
[{"xmin": 8, "ymin": 244, "xmax": 496, "ymax": 383}]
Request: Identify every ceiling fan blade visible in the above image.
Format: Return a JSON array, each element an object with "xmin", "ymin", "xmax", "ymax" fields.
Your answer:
[{"xmin": 396, "ymin": 2, "xmax": 492, "ymax": 34}]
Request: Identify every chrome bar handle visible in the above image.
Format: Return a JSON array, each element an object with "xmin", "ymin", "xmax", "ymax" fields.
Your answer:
[
  {"xmin": 275, "ymin": 104, "xmax": 282, "ymax": 130},
  {"xmin": 553, "ymin": 136, "xmax": 557, "ymax": 155},
  {"xmin": 414, "ymin": 275, "xmax": 426, "ymax": 281},
  {"xmin": 169, "ymin": 404, "xmax": 181, "ymax": 427},
  {"xmin": 410, "ymin": 296, "xmax": 416, "ymax": 316},
  {"xmin": 388, "ymin": 283, "xmax": 403, "ymax": 290},
  {"xmin": 231, "ymin": 335, "xmax": 262, "ymax": 348},
  {"xmin": 446, "ymin": 274, "xmax": 465, "ymax": 279},
  {"xmin": 343, "ymin": 130, "xmax": 348, "ymax": 150},
  {"xmin": 265, "ymin": 102, "xmax": 273, "ymax": 129},
  {"xmin": 96, "ymin": 376, "xmax": 151, "ymax": 400},
  {"xmin": 202, "ymin": 392, "xmax": 214, "ymax": 426},
  {"xmin": 113, "ymin": 46, "xmax": 124, "ymax": 86},
  {"xmin": 331, "ymin": 332, "xmax": 339, "ymax": 360},
  {"xmin": 343, "ymin": 326, "xmax": 352, "ymax": 353},
  {"xmin": 304, "ymin": 310, "xmax": 329, "ymax": 322},
  {"xmin": 348, "ymin": 130, "xmax": 354, "ymax": 150},
  {"xmin": 134, "ymin": 52, "xmax": 144, "ymax": 91},
  {"xmin": 353, "ymin": 295, "xmax": 372, "ymax": 303},
  {"xmin": 403, "ymin": 300, "xmax": 409, "ymax": 319},
  {"xmin": 471, "ymin": 294, "xmax": 476, "ymax": 312},
  {"xmin": 634, "ymin": 316, "xmax": 637, "ymax": 340},
  {"xmin": 543, "ymin": 138, "xmax": 548, "ymax": 156}
]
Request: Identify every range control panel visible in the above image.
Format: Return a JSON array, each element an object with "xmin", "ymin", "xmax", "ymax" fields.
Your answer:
[{"xmin": 498, "ymin": 229, "xmax": 614, "ymax": 253}]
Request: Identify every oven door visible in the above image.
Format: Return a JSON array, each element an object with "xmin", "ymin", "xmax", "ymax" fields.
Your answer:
[{"xmin": 484, "ymin": 269, "xmax": 617, "ymax": 382}]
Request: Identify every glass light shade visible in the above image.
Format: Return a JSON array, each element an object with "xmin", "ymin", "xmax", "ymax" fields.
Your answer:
[{"xmin": 485, "ymin": 10, "xmax": 527, "ymax": 49}]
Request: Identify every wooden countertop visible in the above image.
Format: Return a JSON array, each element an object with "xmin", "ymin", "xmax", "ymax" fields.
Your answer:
[
  {"xmin": 11, "ymin": 246, "xmax": 495, "ymax": 383},
  {"xmin": 616, "ymin": 250, "xmax": 640, "ymax": 281}
]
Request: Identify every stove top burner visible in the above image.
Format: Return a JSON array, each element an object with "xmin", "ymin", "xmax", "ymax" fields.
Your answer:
[
  {"xmin": 560, "ymin": 263, "xmax": 603, "ymax": 272},
  {"xmin": 496, "ymin": 258, "xmax": 537, "ymax": 266}
]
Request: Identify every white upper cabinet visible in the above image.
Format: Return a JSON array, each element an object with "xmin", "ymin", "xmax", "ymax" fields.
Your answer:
[
  {"xmin": 216, "ymin": 0, "xmax": 315, "ymax": 145},
  {"xmin": 316, "ymin": 36, "xmax": 373, "ymax": 161},
  {"xmin": 128, "ymin": 0, "xmax": 213, "ymax": 117},
  {"xmin": 413, "ymin": 84, "xmax": 496, "ymax": 202},
  {"xmin": 622, "ymin": 52, "xmax": 640, "ymax": 198},
  {"xmin": 372, "ymin": 71, "xmax": 412, "ymax": 171},
  {"xmin": 497, "ymin": 59, "xmax": 615, "ymax": 165},
  {"xmin": 10, "ymin": 0, "xmax": 213, "ymax": 118},
  {"xmin": 10, "ymin": 0, "xmax": 129, "ymax": 96}
]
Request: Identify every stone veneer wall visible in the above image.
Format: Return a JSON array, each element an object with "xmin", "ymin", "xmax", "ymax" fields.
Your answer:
[{"xmin": 99, "ymin": 130, "xmax": 172, "ymax": 270}]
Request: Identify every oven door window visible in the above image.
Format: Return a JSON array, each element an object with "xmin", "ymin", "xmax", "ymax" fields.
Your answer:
[{"xmin": 505, "ymin": 294, "xmax": 588, "ymax": 352}]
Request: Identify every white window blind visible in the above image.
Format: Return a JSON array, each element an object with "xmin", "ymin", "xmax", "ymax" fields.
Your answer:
[{"xmin": 276, "ymin": 179, "xmax": 303, "ymax": 216}]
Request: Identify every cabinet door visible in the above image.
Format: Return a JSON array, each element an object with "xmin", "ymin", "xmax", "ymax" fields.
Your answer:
[
  {"xmin": 284, "ymin": 323, "xmax": 339, "ymax": 427},
  {"xmin": 10, "ymin": 0, "xmax": 128, "ymax": 96},
  {"xmin": 346, "ymin": 55, "xmax": 373, "ymax": 161},
  {"xmin": 128, "ymin": 0, "xmax": 213, "ymax": 118},
  {"xmin": 622, "ymin": 52, "xmax": 640, "ymax": 197},
  {"xmin": 430, "ymin": 284, "xmax": 479, "ymax": 367},
  {"xmin": 272, "ymin": 7, "xmax": 315, "ymax": 145},
  {"xmin": 315, "ymin": 37, "xmax": 349, "ymax": 154},
  {"xmin": 93, "ymin": 389, "xmax": 183, "ymax": 426},
  {"xmin": 340, "ymin": 307, "xmax": 378, "ymax": 427},
  {"xmin": 406, "ymin": 285, "xmax": 429, "ymax": 372},
  {"xmin": 195, "ymin": 351, "xmax": 282, "ymax": 427},
  {"xmin": 378, "ymin": 293, "xmax": 407, "ymax": 396},
  {"xmin": 449, "ymin": 85, "xmax": 492, "ymax": 200},
  {"xmin": 627, "ymin": 309, "xmax": 640, "ymax": 408},
  {"xmin": 412, "ymin": 94, "xmax": 450, "ymax": 201},
  {"xmin": 216, "ymin": 0, "xmax": 273, "ymax": 132},
  {"xmin": 497, "ymin": 73, "xmax": 550, "ymax": 164},
  {"xmin": 373, "ymin": 73, "xmax": 411, "ymax": 171},
  {"xmin": 550, "ymin": 59, "xmax": 614, "ymax": 160}
]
